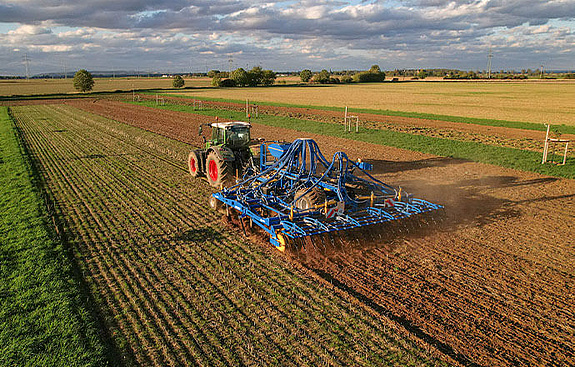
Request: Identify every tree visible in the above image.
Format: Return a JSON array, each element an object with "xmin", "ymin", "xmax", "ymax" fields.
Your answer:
[
  {"xmin": 73, "ymin": 69, "xmax": 94, "ymax": 92},
  {"xmin": 314, "ymin": 69, "xmax": 331, "ymax": 84},
  {"xmin": 300, "ymin": 69, "xmax": 313, "ymax": 82},
  {"xmin": 261, "ymin": 70, "xmax": 276, "ymax": 86},
  {"xmin": 219, "ymin": 79, "xmax": 237, "ymax": 87},
  {"xmin": 172, "ymin": 75, "xmax": 185, "ymax": 88},
  {"xmin": 230, "ymin": 68, "xmax": 249, "ymax": 86},
  {"xmin": 207, "ymin": 70, "xmax": 220, "ymax": 78},
  {"xmin": 211, "ymin": 75, "xmax": 222, "ymax": 87},
  {"xmin": 369, "ymin": 65, "xmax": 381, "ymax": 73},
  {"xmin": 247, "ymin": 66, "xmax": 263, "ymax": 86},
  {"xmin": 417, "ymin": 70, "xmax": 427, "ymax": 79}
]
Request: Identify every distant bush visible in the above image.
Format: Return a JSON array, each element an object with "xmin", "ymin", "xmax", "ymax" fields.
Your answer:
[
  {"xmin": 172, "ymin": 75, "xmax": 185, "ymax": 88},
  {"xmin": 353, "ymin": 65, "xmax": 385, "ymax": 83},
  {"xmin": 261, "ymin": 69, "xmax": 276, "ymax": 86},
  {"xmin": 341, "ymin": 75, "xmax": 353, "ymax": 83},
  {"xmin": 219, "ymin": 78, "xmax": 236, "ymax": 87},
  {"xmin": 313, "ymin": 69, "xmax": 331, "ymax": 84},
  {"xmin": 300, "ymin": 69, "xmax": 313, "ymax": 82}
]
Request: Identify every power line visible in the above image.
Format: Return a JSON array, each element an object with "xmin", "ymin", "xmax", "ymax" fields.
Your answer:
[
  {"xmin": 487, "ymin": 46, "xmax": 493, "ymax": 79},
  {"xmin": 22, "ymin": 53, "xmax": 31, "ymax": 79}
]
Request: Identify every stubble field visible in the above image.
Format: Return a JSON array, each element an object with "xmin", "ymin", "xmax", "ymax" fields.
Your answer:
[
  {"xmin": 0, "ymin": 77, "xmax": 212, "ymax": 97},
  {"xmin": 166, "ymin": 80, "xmax": 575, "ymax": 126}
]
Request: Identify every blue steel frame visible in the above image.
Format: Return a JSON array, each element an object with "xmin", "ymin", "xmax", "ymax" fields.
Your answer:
[{"xmin": 213, "ymin": 139, "xmax": 443, "ymax": 248}]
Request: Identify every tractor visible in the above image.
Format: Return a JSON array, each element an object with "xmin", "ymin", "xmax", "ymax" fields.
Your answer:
[{"xmin": 188, "ymin": 121, "xmax": 255, "ymax": 188}]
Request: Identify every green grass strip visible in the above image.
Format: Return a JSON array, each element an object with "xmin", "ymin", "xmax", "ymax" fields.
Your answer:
[
  {"xmin": 131, "ymin": 101, "xmax": 575, "ymax": 179},
  {"xmin": 0, "ymin": 107, "xmax": 110, "ymax": 366},
  {"xmin": 151, "ymin": 91, "xmax": 575, "ymax": 135}
]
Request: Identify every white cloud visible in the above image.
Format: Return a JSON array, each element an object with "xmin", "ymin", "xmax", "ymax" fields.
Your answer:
[{"xmin": 0, "ymin": 0, "xmax": 573, "ymax": 75}]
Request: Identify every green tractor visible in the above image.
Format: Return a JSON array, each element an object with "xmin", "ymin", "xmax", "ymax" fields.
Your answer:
[{"xmin": 188, "ymin": 121, "xmax": 255, "ymax": 187}]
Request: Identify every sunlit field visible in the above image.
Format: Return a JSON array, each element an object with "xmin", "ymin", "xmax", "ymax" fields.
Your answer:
[
  {"xmin": 0, "ymin": 77, "xmax": 212, "ymax": 96},
  {"xmin": 168, "ymin": 80, "xmax": 575, "ymax": 125}
]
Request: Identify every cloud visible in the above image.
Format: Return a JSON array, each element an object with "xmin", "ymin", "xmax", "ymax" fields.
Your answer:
[{"xmin": 0, "ymin": 0, "xmax": 573, "ymax": 75}]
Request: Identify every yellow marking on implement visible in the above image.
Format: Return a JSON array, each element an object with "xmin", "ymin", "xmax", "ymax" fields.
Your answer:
[{"xmin": 276, "ymin": 232, "xmax": 287, "ymax": 252}]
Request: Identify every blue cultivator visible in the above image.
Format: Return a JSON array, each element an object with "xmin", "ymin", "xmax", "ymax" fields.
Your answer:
[{"xmin": 212, "ymin": 138, "xmax": 443, "ymax": 251}]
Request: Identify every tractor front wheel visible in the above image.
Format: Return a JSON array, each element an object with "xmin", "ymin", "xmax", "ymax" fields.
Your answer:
[{"xmin": 206, "ymin": 151, "xmax": 232, "ymax": 187}]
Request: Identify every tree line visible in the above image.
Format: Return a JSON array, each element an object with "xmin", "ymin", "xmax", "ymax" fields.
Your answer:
[{"xmin": 210, "ymin": 67, "xmax": 276, "ymax": 87}]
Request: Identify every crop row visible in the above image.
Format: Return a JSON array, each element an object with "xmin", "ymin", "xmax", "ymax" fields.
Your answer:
[{"xmin": 12, "ymin": 104, "xmax": 445, "ymax": 366}]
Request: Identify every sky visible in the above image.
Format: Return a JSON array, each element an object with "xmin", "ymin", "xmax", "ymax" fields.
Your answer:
[{"xmin": 0, "ymin": 0, "xmax": 574, "ymax": 76}]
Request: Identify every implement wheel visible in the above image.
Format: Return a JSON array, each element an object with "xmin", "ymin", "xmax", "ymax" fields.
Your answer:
[
  {"xmin": 206, "ymin": 151, "xmax": 232, "ymax": 188},
  {"xmin": 295, "ymin": 187, "xmax": 326, "ymax": 210},
  {"xmin": 276, "ymin": 233, "xmax": 289, "ymax": 252},
  {"xmin": 208, "ymin": 195, "xmax": 222, "ymax": 211},
  {"xmin": 188, "ymin": 151, "xmax": 202, "ymax": 177}
]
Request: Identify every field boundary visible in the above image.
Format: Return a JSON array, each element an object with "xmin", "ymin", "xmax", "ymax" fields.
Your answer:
[
  {"xmin": 0, "ymin": 106, "xmax": 119, "ymax": 366},
  {"xmin": 129, "ymin": 101, "xmax": 575, "ymax": 179},
  {"xmin": 150, "ymin": 92, "xmax": 575, "ymax": 135}
]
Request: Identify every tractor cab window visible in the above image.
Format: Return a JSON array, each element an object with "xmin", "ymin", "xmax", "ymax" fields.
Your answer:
[
  {"xmin": 212, "ymin": 127, "xmax": 225, "ymax": 144},
  {"xmin": 226, "ymin": 126, "xmax": 250, "ymax": 148}
]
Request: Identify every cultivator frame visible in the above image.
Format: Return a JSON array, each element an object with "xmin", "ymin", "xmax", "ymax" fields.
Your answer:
[{"xmin": 213, "ymin": 138, "xmax": 443, "ymax": 251}]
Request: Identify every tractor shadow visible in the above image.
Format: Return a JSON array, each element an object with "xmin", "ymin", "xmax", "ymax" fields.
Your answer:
[
  {"xmin": 172, "ymin": 227, "xmax": 225, "ymax": 243},
  {"xmin": 143, "ymin": 227, "xmax": 225, "ymax": 253}
]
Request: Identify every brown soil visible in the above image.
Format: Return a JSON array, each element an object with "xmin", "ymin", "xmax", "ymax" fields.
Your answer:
[
  {"xmin": 67, "ymin": 99, "xmax": 575, "ymax": 366},
  {"xmin": 126, "ymin": 93, "xmax": 575, "ymax": 154}
]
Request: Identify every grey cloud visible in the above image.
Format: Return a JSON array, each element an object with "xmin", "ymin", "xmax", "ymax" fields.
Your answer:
[{"xmin": 0, "ymin": 0, "xmax": 573, "ymax": 75}]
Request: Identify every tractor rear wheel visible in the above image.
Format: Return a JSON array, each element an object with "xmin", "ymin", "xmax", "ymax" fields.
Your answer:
[
  {"xmin": 188, "ymin": 151, "xmax": 202, "ymax": 177},
  {"xmin": 206, "ymin": 151, "xmax": 232, "ymax": 187},
  {"xmin": 295, "ymin": 187, "xmax": 326, "ymax": 210}
]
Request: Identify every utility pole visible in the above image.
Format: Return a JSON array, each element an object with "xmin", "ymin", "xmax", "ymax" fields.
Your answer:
[
  {"xmin": 228, "ymin": 58, "xmax": 233, "ymax": 74},
  {"xmin": 487, "ymin": 46, "xmax": 493, "ymax": 79},
  {"xmin": 540, "ymin": 64, "xmax": 544, "ymax": 79},
  {"xmin": 23, "ymin": 53, "xmax": 31, "ymax": 80}
]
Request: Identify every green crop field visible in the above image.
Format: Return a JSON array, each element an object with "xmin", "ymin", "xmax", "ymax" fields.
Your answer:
[
  {"xmin": 164, "ymin": 80, "xmax": 575, "ymax": 126},
  {"xmin": 0, "ymin": 107, "xmax": 109, "ymax": 366}
]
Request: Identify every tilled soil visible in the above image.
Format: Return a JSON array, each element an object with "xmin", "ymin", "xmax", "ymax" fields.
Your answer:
[
  {"xmin": 14, "ymin": 104, "xmax": 445, "ymax": 367},
  {"xmin": 122, "ymin": 93, "xmax": 575, "ymax": 154},
  {"xmin": 69, "ymin": 99, "xmax": 575, "ymax": 366}
]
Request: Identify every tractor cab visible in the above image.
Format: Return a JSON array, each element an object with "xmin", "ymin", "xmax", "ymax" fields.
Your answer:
[{"xmin": 205, "ymin": 121, "xmax": 251, "ymax": 150}]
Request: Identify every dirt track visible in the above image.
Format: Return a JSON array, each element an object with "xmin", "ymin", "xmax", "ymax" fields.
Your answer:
[{"xmin": 68, "ymin": 99, "xmax": 575, "ymax": 366}]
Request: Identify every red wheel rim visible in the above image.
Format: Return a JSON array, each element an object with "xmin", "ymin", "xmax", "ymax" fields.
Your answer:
[
  {"xmin": 190, "ymin": 157, "xmax": 197, "ymax": 173},
  {"xmin": 208, "ymin": 159, "xmax": 218, "ymax": 182}
]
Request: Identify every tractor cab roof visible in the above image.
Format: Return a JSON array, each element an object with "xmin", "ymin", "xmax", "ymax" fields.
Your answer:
[{"xmin": 210, "ymin": 121, "xmax": 251, "ymax": 129}]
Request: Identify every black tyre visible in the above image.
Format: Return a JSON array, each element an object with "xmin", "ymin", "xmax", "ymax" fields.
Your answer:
[
  {"xmin": 188, "ymin": 150, "xmax": 202, "ymax": 177},
  {"xmin": 294, "ymin": 187, "xmax": 326, "ymax": 210},
  {"xmin": 206, "ymin": 151, "xmax": 232, "ymax": 188}
]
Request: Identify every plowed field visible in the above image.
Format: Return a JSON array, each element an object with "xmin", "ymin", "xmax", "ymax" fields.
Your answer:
[
  {"xmin": 64, "ymin": 99, "xmax": 575, "ymax": 367},
  {"xmin": 11, "ymin": 104, "xmax": 446, "ymax": 366}
]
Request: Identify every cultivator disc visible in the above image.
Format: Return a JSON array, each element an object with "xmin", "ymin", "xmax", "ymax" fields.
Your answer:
[{"xmin": 212, "ymin": 138, "xmax": 444, "ymax": 252}]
